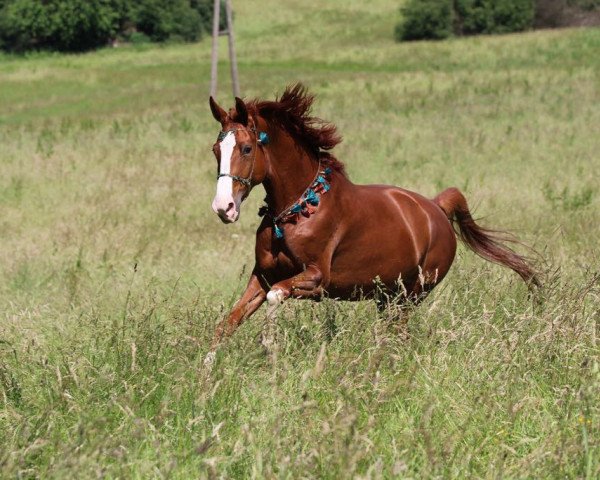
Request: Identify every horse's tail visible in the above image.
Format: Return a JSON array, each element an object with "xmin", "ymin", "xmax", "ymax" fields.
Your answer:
[{"xmin": 434, "ymin": 187, "xmax": 540, "ymax": 288}]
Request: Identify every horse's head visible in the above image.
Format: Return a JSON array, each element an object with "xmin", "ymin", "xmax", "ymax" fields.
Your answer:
[{"xmin": 209, "ymin": 96, "xmax": 269, "ymax": 223}]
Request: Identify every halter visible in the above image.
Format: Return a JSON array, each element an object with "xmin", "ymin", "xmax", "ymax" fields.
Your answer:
[
  {"xmin": 216, "ymin": 127, "xmax": 269, "ymax": 188},
  {"xmin": 215, "ymin": 124, "xmax": 332, "ymax": 240}
]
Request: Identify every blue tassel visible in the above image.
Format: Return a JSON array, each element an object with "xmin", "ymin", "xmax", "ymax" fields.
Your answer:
[
  {"xmin": 258, "ymin": 131, "xmax": 269, "ymax": 145},
  {"xmin": 316, "ymin": 176, "xmax": 325, "ymax": 184},
  {"xmin": 274, "ymin": 224, "xmax": 284, "ymax": 239},
  {"xmin": 323, "ymin": 182, "xmax": 330, "ymax": 192},
  {"xmin": 305, "ymin": 189, "xmax": 319, "ymax": 206},
  {"xmin": 324, "ymin": 167, "xmax": 332, "ymax": 175},
  {"xmin": 290, "ymin": 203, "xmax": 302, "ymax": 214}
]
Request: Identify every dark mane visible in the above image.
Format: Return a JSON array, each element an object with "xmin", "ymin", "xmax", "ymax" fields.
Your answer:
[{"xmin": 245, "ymin": 84, "xmax": 346, "ymax": 174}]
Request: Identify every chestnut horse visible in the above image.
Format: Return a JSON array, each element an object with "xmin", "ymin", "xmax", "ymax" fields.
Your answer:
[{"xmin": 206, "ymin": 84, "xmax": 538, "ymax": 361}]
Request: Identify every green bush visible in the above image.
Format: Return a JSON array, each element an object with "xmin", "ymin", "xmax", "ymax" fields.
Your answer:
[
  {"xmin": 0, "ymin": 0, "xmax": 123, "ymax": 52},
  {"xmin": 128, "ymin": 31, "xmax": 151, "ymax": 45},
  {"xmin": 131, "ymin": 0, "xmax": 199, "ymax": 43},
  {"xmin": 396, "ymin": 0, "xmax": 454, "ymax": 40},
  {"xmin": 0, "ymin": 0, "xmax": 223, "ymax": 52},
  {"xmin": 455, "ymin": 0, "xmax": 534, "ymax": 35},
  {"xmin": 396, "ymin": 0, "xmax": 535, "ymax": 41}
]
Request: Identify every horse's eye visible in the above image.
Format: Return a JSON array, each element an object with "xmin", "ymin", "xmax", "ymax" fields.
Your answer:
[{"xmin": 242, "ymin": 145, "xmax": 252, "ymax": 156}]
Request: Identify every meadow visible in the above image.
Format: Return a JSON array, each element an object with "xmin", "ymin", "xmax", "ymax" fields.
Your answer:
[{"xmin": 1, "ymin": 1, "xmax": 599, "ymax": 477}]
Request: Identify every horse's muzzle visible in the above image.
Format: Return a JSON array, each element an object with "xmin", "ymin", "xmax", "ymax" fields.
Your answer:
[{"xmin": 212, "ymin": 197, "xmax": 239, "ymax": 223}]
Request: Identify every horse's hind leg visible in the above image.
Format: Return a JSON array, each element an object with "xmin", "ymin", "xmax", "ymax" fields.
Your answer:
[
  {"xmin": 376, "ymin": 276, "xmax": 437, "ymax": 340},
  {"xmin": 376, "ymin": 295, "xmax": 413, "ymax": 340}
]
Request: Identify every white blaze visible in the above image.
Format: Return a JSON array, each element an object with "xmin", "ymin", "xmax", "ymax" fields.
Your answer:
[{"xmin": 215, "ymin": 131, "xmax": 236, "ymax": 202}]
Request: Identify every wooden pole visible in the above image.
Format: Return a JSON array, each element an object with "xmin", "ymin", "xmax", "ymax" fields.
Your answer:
[
  {"xmin": 225, "ymin": 0, "xmax": 240, "ymax": 98},
  {"xmin": 210, "ymin": 0, "xmax": 220, "ymax": 97}
]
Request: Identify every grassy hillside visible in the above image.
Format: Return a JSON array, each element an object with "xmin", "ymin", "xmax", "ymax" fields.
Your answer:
[{"xmin": 1, "ymin": 1, "xmax": 599, "ymax": 477}]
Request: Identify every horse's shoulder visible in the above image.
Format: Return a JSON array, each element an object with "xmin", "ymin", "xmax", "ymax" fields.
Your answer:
[
  {"xmin": 254, "ymin": 221, "xmax": 274, "ymax": 261},
  {"xmin": 252, "ymin": 222, "xmax": 293, "ymax": 272}
]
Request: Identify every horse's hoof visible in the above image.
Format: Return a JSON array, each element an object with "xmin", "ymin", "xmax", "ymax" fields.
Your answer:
[
  {"xmin": 266, "ymin": 289, "xmax": 285, "ymax": 307},
  {"xmin": 260, "ymin": 332, "xmax": 273, "ymax": 351},
  {"xmin": 204, "ymin": 351, "xmax": 216, "ymax": 370}
]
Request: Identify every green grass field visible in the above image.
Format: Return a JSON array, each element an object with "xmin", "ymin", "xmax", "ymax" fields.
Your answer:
[{"xmin": 1, "ymin": 1, "xmax": 599, "ymax": 477}]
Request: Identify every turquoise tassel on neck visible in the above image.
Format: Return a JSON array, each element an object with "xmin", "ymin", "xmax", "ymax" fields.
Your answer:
[
  {"xmin": 274, "ymin": 224, "xmax": 284, "ymax": 239},
  {"xmin": 305, "ymin": 189, "xmax": 319, "ymax": 206},
  {"xmin": 258, "ymin": 161, "xmax": 334, "ymax": 240},
  {"xmin": 290, "ymin": 203, "xmax": 302, "ymax": 214}
]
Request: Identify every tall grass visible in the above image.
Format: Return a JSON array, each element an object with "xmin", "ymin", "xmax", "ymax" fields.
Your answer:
[{"xmin": 1, "ymin": 1, "xmax": 599, "ymax": 477}]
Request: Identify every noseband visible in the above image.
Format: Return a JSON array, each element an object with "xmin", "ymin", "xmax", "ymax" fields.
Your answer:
[{"xmin": 216, "ymin": 127, "xmax": 269, "ymax": 188}]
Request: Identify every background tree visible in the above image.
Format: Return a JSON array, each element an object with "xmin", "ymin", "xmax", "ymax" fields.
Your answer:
[
  {"xmin": 396, "ymin": 0, "xmax": 599, "ymax": 41},
  {"xmin": 0, "ymin": 0, "xmax": 224, "ymax": 52}
]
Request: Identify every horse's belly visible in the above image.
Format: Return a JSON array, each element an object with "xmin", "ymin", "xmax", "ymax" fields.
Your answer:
[
  {"xmin": 328, "ymin": 239, "xmax": 420, "ymax": 298},
  {"xmin": 325, "ymin": 185, "xmax": 453, "ymax": 299},
  {"xmin": 327, "ymin": 221, "xmax": 422, "ymax": 297}
]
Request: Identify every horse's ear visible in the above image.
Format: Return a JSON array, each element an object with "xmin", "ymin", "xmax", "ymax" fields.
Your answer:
[
  {"xmin": 209, "ymin": 96, "xmax": 227, "ymax": 123},
  {"xmin": 234, "ymin": 97, "xmax": 248, "ymax": 126}
]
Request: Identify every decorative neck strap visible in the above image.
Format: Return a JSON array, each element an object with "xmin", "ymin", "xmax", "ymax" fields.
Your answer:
[{"xmin": 259, "ymin": 164, "xmax": 332, "ymax": 239}]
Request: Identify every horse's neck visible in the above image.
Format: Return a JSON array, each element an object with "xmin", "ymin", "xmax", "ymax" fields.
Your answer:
[{"xmin": 263, "ymin": 131, "xmax": 319, "ymax": 214}]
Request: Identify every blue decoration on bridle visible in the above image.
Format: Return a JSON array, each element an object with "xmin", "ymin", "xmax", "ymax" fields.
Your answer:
[
  {"xmin": 218, "ymin": 129, "xmax": 268, "ymax": 144},
  {"xmin": 258, "ymin": 131, "xmax": 269, "ymax": 145}
]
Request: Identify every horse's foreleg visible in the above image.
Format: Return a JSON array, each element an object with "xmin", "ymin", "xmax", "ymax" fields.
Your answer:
[
  {"xmin": 267, "ymin": 264, "xmax": 325, "ymax": 307},
  {"xmin": 262, "ymin": 265, "xmax": 325, "ymax": 353},
  {"xmin": 204, "ymin": 273, "xmax": 266, "ymax": 367}
]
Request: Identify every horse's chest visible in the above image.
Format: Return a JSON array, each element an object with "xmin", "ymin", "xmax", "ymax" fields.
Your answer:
[{"xmin": 256, "ymin": 239, "xmax": 307, "ymax": 277}]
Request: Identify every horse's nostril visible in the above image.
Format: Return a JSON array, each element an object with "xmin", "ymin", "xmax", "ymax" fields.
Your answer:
[{"xmin": 226, "ymin": 202, "xmax": 235, "ymax": 213}]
